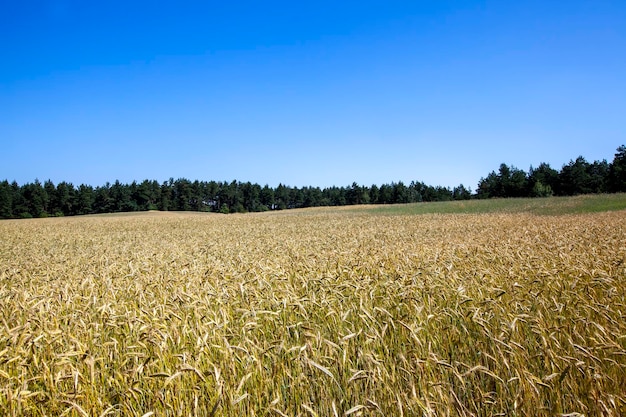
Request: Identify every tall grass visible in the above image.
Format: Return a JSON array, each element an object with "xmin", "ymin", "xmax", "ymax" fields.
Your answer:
[
  {"xmin": 1, "ymin": 204, "xmax": 625, "ymax": 416},
  {"xmin": 351, "ymin": 193, "xmax": 626, "ymax": 216}
]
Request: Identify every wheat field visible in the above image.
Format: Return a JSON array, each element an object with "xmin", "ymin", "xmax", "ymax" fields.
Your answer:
[{"xmin": 1, "ymin": 205, "xmax": 625, "ymax": 416}]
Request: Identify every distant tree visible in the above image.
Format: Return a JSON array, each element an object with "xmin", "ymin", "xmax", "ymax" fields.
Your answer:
[
  {"xmin": 507, "ymin": 167, "xmax": 528, "ymax": 197},
  {"xmin": 425, "ymin": 184, "xmax": 439, "ymax": 201},
  {"xmin": 453, "ymin": 184, "xmax": 472, "ymax": 200},
  {"xmin": 217, "ymin": 180, "xmax": 242, "ymax": 212},
  {"xmin": 477, "ymin": 171, "xmax": 499, "ymax": 199},
  {"xmin": 173, "ymin": 178, "xmax": 193, "ymax": 211},
  {"xmin": 347, "ymin": 182, "xmax": 360, "ymax": 205},
  {"xmin": 326, "ymin": 186, "xmax": 347, "ymax": 206},
  {"xmin": 377, "ymin": 184, "xmax": 393, "ymax": 204},
  {"xmin": 231, "ymin": 180, "xmax": 245, "ymax": 212},
  {"xmin": 392, "ymin": 182, "xmax": 409, "ymax": 203},
  {"xmin": 94, "ymin": 183, "xmax": 113, "ymax": 213},
  {"xmin": 477, "ymin": 164, "xmax": 527, "ymax": 198},
  {"xmin": 241, "ymin": 181, "xmax": 260, "ymax": 212},
  {"xmin": 134, "ymin": 179, "xmax": 160, "ymax": 210},
  {"xmin": 587, "ymin": 159, "xmax": 609, "ymax": 193},
  {"xmin": 496, "ymin": 164, "xmax": 511, "ymax": 197},
  {"xmin": 159, "ymin": 179, "xmax": 174, "ymax": 211},
  {"xmin": 204, "ymin": 181, "xmax": 220, "ymax": 211},
  {"xmin": 126, "ymin": 182, "xmax": 139, "ymax": 211},
  {"xmin": 55, "ymin": 182, "xmax": 76, "ymax": 216},
  {"xmin": 290, "ymin": 187, "xmax": 305, "ymax": 209},
  {"xmin": 360, "ymin": 185, "xmax": 371, "ymax": 204},
  {"xmin": 260, "ymin": 185, "xmax": 275, "ymax": 210},
  {"xmin": 10, "ymin": 181, "xmax": 29, "ymax": 217},
  {"xmin": 189, "ymin": 180, "xmax": 204, "ymax": 211},
  {"xmin": 435, "ymin": 186, "xmax": 454, "ymax": 201},
  {"xmin": 302, "ymin": 186, "xmax": 323, "ymax": 208},
  {"xmin": 369, "ymin": 184, "xmax": 380, "ymax": 204},
  {"xmin": 559, "ymin": 157, "xmax": 592, "ymax": 195},
  {"xmin": 0, "ymin": 180, "xmax": 13, "ymax": 218},
  {"xmin": 43, "ymin": 180, "xmax": 56, "ymax": 214},
  {"xmin": 275, "ymin": 184, "xmax": 289, "ymax": 210},
  {"xmin": 530, "ymin": 181, "xmax": 553, "ymax": 197},
  {"xmin": 23, "ymin": 180, "xmax": 47, "ymax": 217},
  {"xmin": 226, "ymin": 181, "xmax": 246, "ymax": 213},
  {"xmin": 76, "ymin": 184, "xmax": 95, "ymax": 215},
  {"xmin": 528, "ymin": 163, "xmax": 558, "ymax": 196},
  {"xmin": 608, "ymin": 145, "xmax": 626, "ymax": 192},
  {"xmin": 407, "ymin": 181, "xmax": 423, "ymax": 202},
  {"xmin": 109, "ymin": 180, "xmax": 132, "ymax": 212}
]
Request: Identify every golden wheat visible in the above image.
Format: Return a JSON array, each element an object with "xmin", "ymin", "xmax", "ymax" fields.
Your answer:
[{"xmin": 0, "ymin": 208, "xmax": 625, "ymax": 416}]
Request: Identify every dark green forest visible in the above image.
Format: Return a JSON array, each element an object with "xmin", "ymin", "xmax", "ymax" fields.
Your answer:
[{"xmin": 2, "ymin": 146, "xmax": 625, "ymax": 219}]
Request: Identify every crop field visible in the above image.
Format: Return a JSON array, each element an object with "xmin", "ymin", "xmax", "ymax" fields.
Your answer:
[{"xmin": 1, "ymin": 197, "xmax": 625, "ymax": 416}]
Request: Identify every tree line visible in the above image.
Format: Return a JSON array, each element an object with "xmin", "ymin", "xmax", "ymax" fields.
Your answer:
[
  {"xmin": 0, "ymin": 178, "xmax": 465, "ymax": 218},
  {"xmin": 476, "ymin": 145, "xmax": 626, "ymax": 198},
  {"xmin": 1, "ymin": 145, "xmax": 625, "ymax": 219}
]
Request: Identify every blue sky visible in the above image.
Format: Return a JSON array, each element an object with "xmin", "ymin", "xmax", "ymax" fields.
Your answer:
[{"xmin": 1, "ymin": 1, "xmax": 625, "ymax": 190}]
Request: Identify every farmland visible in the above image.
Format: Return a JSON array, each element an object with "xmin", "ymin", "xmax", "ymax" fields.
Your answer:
[{"xmin": 1, "ymin": 196, "xmax": 625, "ymax": 416}]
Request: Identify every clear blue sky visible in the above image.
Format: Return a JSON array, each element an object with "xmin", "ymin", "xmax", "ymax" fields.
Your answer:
[{"xmin": 1, "ymin": 1, "xmax": 625, "ymax": 190}]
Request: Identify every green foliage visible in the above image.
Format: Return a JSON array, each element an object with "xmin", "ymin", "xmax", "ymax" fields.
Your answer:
[
  {"xmin": 2, "ymin": 145, "xmax": 625, "ymax": 219},
  {"xmin": 0, "ymin": 180, "xmax": 13, "ymax": 218},
  {"xmin": 609, "ymin": 145, "xmax": 626, "ymax": 192},
  {"xmin": 453, "ymin": 184, "xmax": 472, "ymax": 200},
  {"xmin": 76, "ymin": 184, "xmax": 95, "ymax": 215},
  {"xmin": 530, "ymin": 181, "xmax": 553, "ymax": 197},
  {"xmin": 477, "ymin": 164, "xmax": 528, "ymax": 198}
]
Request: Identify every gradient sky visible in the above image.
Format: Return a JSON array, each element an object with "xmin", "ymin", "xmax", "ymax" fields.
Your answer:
[{"xmin": 1, "ymin": 1, "xmax": 625, "ymax": 190}]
